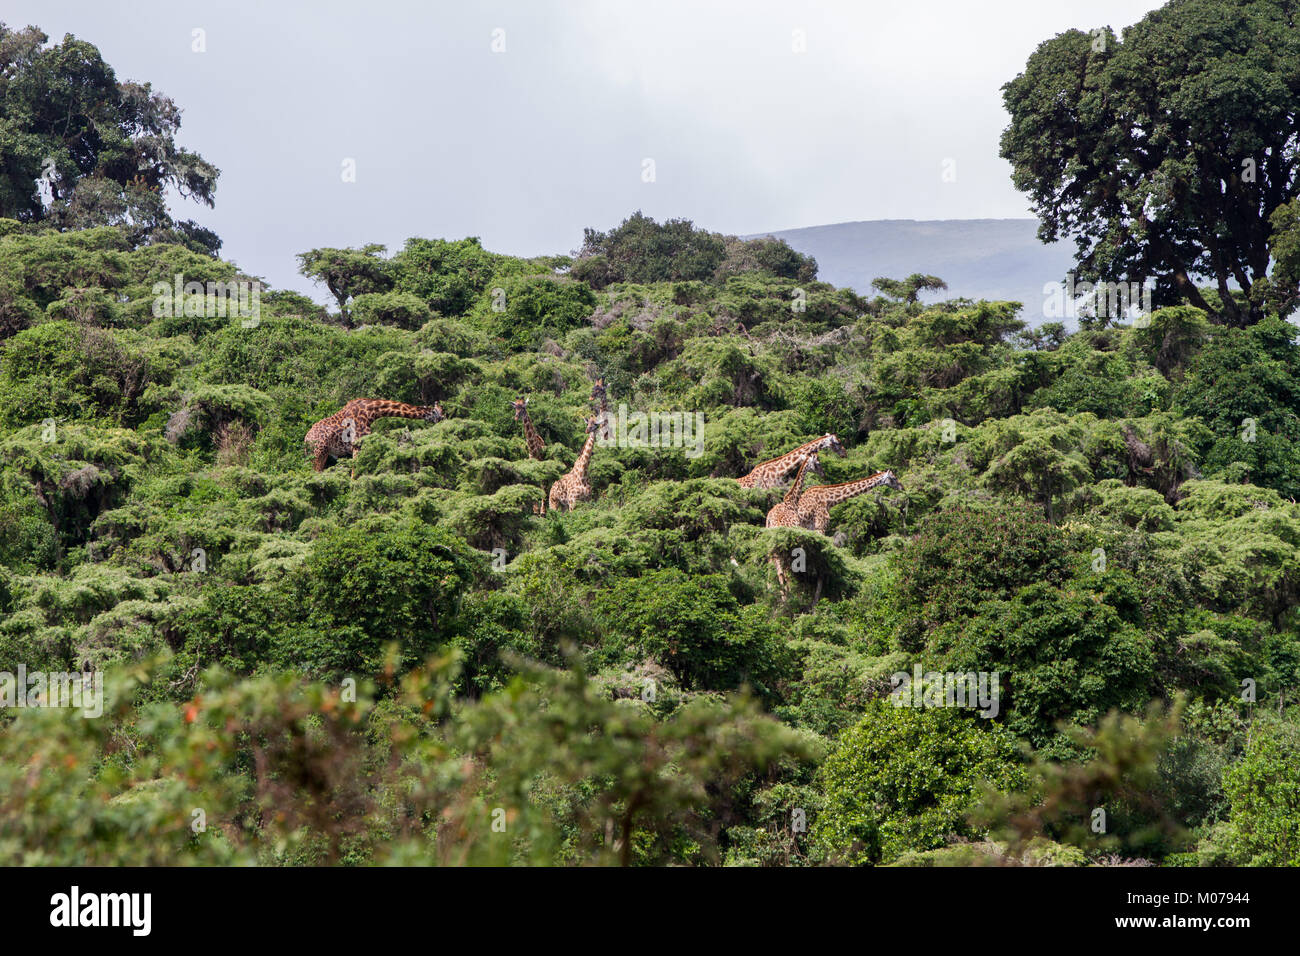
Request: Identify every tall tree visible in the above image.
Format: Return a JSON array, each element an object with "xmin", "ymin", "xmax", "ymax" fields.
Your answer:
[
  {"xmin": 872, "ymin": 273, "xmax": 948, "ymax": 305},
  {"xmin": 0, "ymin": 22, "xmax": 218, "ymax": 252},
  {"xmin": 296, "ymin": 244, "xmax": 392, "ymax": 324},
  {"xmin": 1000, "ymin": 0, "xmax": 1300, "ymax": 327},
  {"xmin": 0, "ymin": 23, "xmax": 220, "ymax": 252}
]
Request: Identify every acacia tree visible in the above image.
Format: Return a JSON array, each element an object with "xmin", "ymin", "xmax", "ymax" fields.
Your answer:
[
  {"xmin": 0, "ymin": 24, "xmax": 220, "ymax": 252},
  {"xmin": 296, "ymin": 244, "xmax": 392, "ymax": 324},
  {"xmin": 871, "ymin": 273, "xmax": 948, "ymax": 305},
  {"xmin": 1000, "ymin": 0, "xmax": 1300, "ymax": 326}
]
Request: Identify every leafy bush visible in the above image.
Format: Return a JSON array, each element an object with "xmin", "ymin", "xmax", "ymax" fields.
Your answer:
[{"xmin": 815, "ymin": 702, "xmax": 1027, "ymax": 865}]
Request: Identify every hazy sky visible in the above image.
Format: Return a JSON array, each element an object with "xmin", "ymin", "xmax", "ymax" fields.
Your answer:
[{"xmin": 10, "ymin": 1, "xmax": 1164, "ymax": 300}]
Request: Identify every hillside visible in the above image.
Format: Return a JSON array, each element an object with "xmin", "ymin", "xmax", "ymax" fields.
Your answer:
[
  {"xmin": 2, "ymin": 215, "xmax": 1299, "ymax": 867},
  {"xmin": 749, "ymin": 219, "xmax": 1077, "ymax": 323}
]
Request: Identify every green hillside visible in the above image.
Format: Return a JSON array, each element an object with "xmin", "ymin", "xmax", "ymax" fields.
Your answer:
[
  {"xmin": 3, "ymin": 2, "xmax": 1300, "ymax": 868},
  {"xmin": 2, "ymin": 213, "xmax": 1298, "ymax": 866}
]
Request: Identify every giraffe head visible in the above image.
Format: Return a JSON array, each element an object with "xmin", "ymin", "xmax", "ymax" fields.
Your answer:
[
  {"xmin": 879, "ymin": 469, "xmax": 903, "ymax": 491},
  {"xmin": 511, "ymin": 397, "xmax": 530, "ymax": 421},
  {"xmin": 820, "ymin": 434, "xmax": 847, "ymax": 457},
  {"xmin": 805, "ymin": 451, "xmax": 826, "ymax": 478},
  {"xmin": 425, "ymin": 403, "xmax": 446, "ymax": 423},
  {"xmin": 583, "ymin": 415, "xmax": 600, "ymax": 435},
  {"xmin": 591, "ymin": 378, "xmax": 607, "ymax": 405}
]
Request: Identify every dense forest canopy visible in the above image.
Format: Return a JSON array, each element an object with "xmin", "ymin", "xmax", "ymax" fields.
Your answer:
[{"xmin": 2, "ymin": 4, "xmax": 1299, "ymax": 867}]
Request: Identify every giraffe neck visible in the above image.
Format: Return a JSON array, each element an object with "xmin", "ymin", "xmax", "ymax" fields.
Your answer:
[
  {"xmin": 354, "ymin": 400, "xmax": 430, "ymax": 427},
  {"xmin": 757, "ymin": 436, "xmax": 828, "ymax": 477},
  {"xmin": 807, "ymin": 472, "xmax": 892, "ymax": 505},
  {"xmin": 783, "ymin": 456, "xmax": 813, "ymax": 505},
  {"xmin": 595, "ymin": 393, "xmax": 612, "ymax": 440},
  {"xmin": 521, "ymin": 410, "xmax": 542, "ymax": 445},
  {"xmin": 572, "ymin": 432, "xmax": 596, "ymax": 479},
  {"xmin": 517, "ymin": 408, "xmax": 543, "ymax": 450}
]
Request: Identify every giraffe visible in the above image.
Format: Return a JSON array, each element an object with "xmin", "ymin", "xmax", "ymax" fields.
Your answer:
[
  {"xmin": 591, "ymin": 377, "xmax": 613, "ymax": 441},
  {"xmin": 547, "ymin": 416, "xmax": 600, "ymax": 513},
  {"xmin": 765, "ymin": 453, "xmax": 823, "ymax": 528},
  {"xmin": 793, "ymin": 470, "xmax": 904, "ymax": 534},
  {"xmin": 511, "ymin": 397, "xmax": 546, "ymax": 460},
  {"xmin": 305, "ymin": 398, "xmax": 444, "ymax": 472},
  {"xmin": 738, "ymin": 434, "xmax": 846, "ymax": 489},
  {"xmin": 765, "ymin": 454, "xmax": 825, "ymax": 594}
]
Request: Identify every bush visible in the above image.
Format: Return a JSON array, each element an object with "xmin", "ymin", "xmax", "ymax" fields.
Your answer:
[
  {"xmin": 815, "ymin": 702, "xmax": 1027, "ymax": 865},
  {"xmin": 891, "ymin": 502, "xmax": 1072, "ymax": 648},
  {"xmin": 474, "ymin": 274, "xmax": 596, "ymax": 348},
  {"xmin": 598, "ymin": 569, "xmax": 794, "ymax": 698},
  {"xmin": 269, "ymin": 519, "xmax": 481, "ymax": 679},
  {"xmin": 390, "ymin": 236, "xmax": 503, "ymax": 316},
  {"xmin": 1218, "ymin": 722, "xmax": 1300, "ymax": 865},
  {"xmin": 350, "ymin": 291, "xmax": 433, "ymax": 329}
]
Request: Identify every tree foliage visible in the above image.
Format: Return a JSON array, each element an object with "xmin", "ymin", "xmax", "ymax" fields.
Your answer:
[
  {"xmin": 1000, "ymin": 0, "xmax": 1300, "ymax": 325},
  {"xmin": 0, "ymin": 23, "xmax": 220, "ymax": 252}
]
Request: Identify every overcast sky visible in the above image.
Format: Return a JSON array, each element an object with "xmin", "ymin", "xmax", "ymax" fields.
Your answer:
[{"xmin": 10, "ymin": 1, "xmax": 1163, "ymax": 300}]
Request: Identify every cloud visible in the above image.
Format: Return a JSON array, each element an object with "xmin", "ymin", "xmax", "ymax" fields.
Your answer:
[{"xmin": 4, "ymin": 0, "xmax": 1163, "ymax": 301}]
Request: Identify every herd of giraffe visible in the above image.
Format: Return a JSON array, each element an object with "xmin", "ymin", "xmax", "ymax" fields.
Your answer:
[
  {"xmin": 749, "ymin": 435, "xmax": 905, "ymax": 532},
  {"xmin": 303, "ymin": 379, "xmax": 903, "ymax": 532}
]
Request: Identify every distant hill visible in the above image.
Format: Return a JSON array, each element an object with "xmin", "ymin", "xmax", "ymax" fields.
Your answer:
[{"xmin": 747, "ymin": 219, "xmax": 1076, "ymax": 324}]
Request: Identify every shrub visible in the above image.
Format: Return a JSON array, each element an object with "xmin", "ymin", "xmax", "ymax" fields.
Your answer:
[{"xmin": 815, "ymin": 702, "xmax": 1027, "ymax": 865}]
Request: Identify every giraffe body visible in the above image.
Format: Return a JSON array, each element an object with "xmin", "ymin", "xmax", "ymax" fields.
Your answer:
[
  {"xmin": 548, "ymin": 416, "xmax": 600, "ymax": 512},
  {"xmin": 738, "ymin": 434, "xmax": 846, "ymax": 489},
  {"xmin": 512, "ymin": 398, "xmax": 546, "ymax": 460},
  {"xmin": 305, "ymin": 399, "xmax": 444, "ymax": 472},
  {"xmin": 795, "ymin": 470, "xmax": 904, "ymax": 533}
]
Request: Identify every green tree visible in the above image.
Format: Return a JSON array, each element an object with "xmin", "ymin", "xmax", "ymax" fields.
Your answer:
[
  {"xmin": 1000, "ymin": 0, "xmax": 1300, "ymax": 325},
  {"xmin": 296, "ymin": 244, "xmax": 391, "ymax": 324},
  {"xmin": 271, "ymin": 519, "xmax": 481, "ymax": 679},
  {"xmin": 389, "ymin": 236, "xmax": 504, "ymax": 316},
  {"xmin": 0, "ymin": 24, "xmax": 220, "ymax": 251},
  {"xmin": 891, "ymin": 502, "xmax": 1073, "ymax": 647},
  {"xmin": 475, "ymin": 273, "xmax": 595, "ymax": 348},
  {"xmin": 872, "ymin": 273, "xmax": 948, "ymax": 305},
  {"xmin": 599, "ymin": 569, "xmax": 793, "ymax": 697},
  {"xmin": 572, "ymin": 211, "xmax": 727, "ymax": 287},
  {"xmin": 715, "ymin": 235, "xmax": 818, "ymax": 283},
  {"xmin": 1218, "ymin": 721, "xmax": 1300, "ymax": 865},
  {"xmin": 1173, "ymin": 316, "xmax": 1300, "ymax": 498},
  {"xmin": 815, "ymin": 702, "xmax": 1027, "ymax": 865}
]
